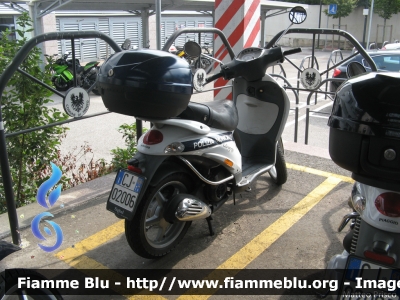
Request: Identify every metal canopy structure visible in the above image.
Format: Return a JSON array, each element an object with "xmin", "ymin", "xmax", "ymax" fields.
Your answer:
[
  {"xmin": 0, "ymin": 0, "xmax": 305, "ymax": 17},
  {"xmin": 0, "ymin": 0, "xmax": 306, "ymax": 49}
]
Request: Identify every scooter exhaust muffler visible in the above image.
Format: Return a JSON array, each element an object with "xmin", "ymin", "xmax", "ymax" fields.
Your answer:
[{"xmin": 164, "ymin": 194, "xmax": 211, "ymax": 222}]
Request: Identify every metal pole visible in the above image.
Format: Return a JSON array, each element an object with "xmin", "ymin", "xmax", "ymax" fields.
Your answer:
[
  {"xmin": 305, "ymin": 108, "xmax": 310, "ymax": 145},
  {"xmin": 0, "ymin": 110, "xmax": 20, "ymax": 245},
  {"xmin": 324, "ymin": 16, "xmax": 329, "ymax": 49},
  {"xmin": 362, "ymin": 15, "xmax": 367, "ymax": 48},
  {"xmin": 71, "ymin": 39, "xmax": 77, "ymax": 87},
  {"xmin": 136, "ymin": 120, "xmax": 143, "ymax": 141},
  {"xmin": 260, "ymin": 9, "xmax": 266, "ymax": 47},
  {"xmin": 156, "ymin": 0, "xmax": 161, "ymax": 50},
  {"xmin": 317, "ymin": 0, "xmax": 322, "ymax": 48},
  {"xmin": 366, "ymin": 0, "xmax": 375, "ymax": 49},
  {"xmin": 294, "ymin": 107, "xmax": 298, "ymax": 143},
  {"xmin": 141, "ymin": 9, "xmax": 150, "ymax": 48}
]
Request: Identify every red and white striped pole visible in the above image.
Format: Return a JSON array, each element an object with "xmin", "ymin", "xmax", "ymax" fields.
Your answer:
[{"xmin": 213, "ymin": 0, "xmax": 261, "ymax": 100}]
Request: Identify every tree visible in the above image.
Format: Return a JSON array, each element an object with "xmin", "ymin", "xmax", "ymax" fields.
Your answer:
[
  {"xmin": 374, "ymin": 0, "xmax": 400, "ymax": 43},
  {"xmin": 322, "ymin": 0, "xmax": 357, "ymax": 48}
]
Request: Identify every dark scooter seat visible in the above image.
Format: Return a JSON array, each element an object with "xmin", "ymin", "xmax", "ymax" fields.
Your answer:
[{"xmin": 177, "ymin": 99, "xmax": 238, "ymax": 131}]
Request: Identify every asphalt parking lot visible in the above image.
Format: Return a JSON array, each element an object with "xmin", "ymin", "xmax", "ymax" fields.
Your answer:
[{"xmin": 1, "ymin": 149, "xmax": 354, "ymax": 299}]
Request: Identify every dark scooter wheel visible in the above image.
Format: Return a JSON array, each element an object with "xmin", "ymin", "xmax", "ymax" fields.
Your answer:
[
  {"xmin": 268, "ymin": 138, "xmax": 287, "ymax": 185},
  {"xmin": 125, "ymin": 173, "xmax": 193, "ymax": 259},
  {"xmin": 53, "ymin": 77, "xmax": 70, "ymax": 92},
  {"xmin": 0, "ymin": 269, "xmax": 63, "ymax": 299}
]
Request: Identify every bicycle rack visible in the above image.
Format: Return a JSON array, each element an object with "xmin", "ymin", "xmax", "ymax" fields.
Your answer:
[
  {"xmin": 163, "ymin": 27, "xmax": 234, "ymax": 94},
  {"xmin": 295, "ymin": 55, "xmax": 319, "ymax": 105},
  {"xmin": 368, "ymin": 42, "xmax": 377, "ymax": 50},
  {"xmin": 324, "ymin": 49, "xmax": 344, "ymax": 100},
  {"xmin": 0, "ymin": 31, "xmax": 122, "ymax": 245},
  {"xmin": 266, "ymin": 28, "xmax": 377, "ymax": 146}
]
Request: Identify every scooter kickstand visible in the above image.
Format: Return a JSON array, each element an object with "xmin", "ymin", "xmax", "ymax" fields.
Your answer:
[{"xmin": 206, "ymin": 216, "xmax": 215, "ymax": 236}]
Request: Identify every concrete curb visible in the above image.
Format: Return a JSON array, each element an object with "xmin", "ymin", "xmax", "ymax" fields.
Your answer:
[{"xmin": 0, "ymin": 172, "xmax": 116, "ymax": 240}]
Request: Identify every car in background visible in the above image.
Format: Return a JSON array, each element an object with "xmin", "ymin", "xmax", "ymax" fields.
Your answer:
[
  {"xmin": 330, "ymin": 50, "xmax": 400, "ymax": 92},
  {"xmin": 0, "ymin": 24, "xmax": 16, "ymax": 40},
  {"xmin": 381, "ymin": 42, "xmax": 400, "ymax": 50}
]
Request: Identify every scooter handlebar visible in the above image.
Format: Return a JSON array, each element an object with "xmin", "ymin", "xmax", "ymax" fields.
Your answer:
[
  {"xmin": 283, "ymin": 48, "xmax": 302, "ymax": 57},
  {"xmin": 205, "ymin": 72, "xmax": 223, "ymax": 84}
]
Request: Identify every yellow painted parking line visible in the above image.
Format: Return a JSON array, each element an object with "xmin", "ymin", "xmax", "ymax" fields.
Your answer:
[
  {"xmin": 55, "ymin": 222, "xmax": 166, "ymax": 300},
  {"xmin": 287, "ymin": 163, "xmax": 354, "ymax": 183},
  {"xmin": 55, "ymin": 219, "xmax": 124, "ymax": 263},
  {"xmin": 67, "ymin": 255, "xmax": 166, "ymax": 300},
  {"xmin": 177, "ymin": 176, "xmax": 342, "ymax": 299}
]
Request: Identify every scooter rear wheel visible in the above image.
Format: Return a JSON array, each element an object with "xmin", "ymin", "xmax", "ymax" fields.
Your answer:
[
  {"xmin": 268, "ymin": 138, "xmax": 287, "ymax": 185},
  {"xmin": 125, "ymin": 173, "xmax": 192, "ymax": 259}
]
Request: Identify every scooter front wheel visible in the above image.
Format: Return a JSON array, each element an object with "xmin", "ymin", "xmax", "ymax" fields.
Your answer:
[
  {"xmin": 268, "ymin": 138, "xmax": 287, "ymax": 185},
  {"xmin": 125, "ymin": 173, "xmax": 192, "ymax": 259}
]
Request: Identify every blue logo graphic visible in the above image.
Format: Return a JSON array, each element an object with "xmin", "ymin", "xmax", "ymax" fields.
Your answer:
[
  {"xmin": 31, "ymin": 163, "xmax": 64, "ymax": 252},
  {"xmin": 31, "ymin": 212, "xmax": 63, "ymax": 252},
  {"xmin": 37, "ymin": 162, "xmax": 62, "ymax": 209}
]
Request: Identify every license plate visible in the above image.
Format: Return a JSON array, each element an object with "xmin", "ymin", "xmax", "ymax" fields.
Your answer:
[
  {"xmin": 338, "ymin": 255, "xmax": 400, "ymax": 299},
  {"xmin": 106, "ymin": 169, "xmax": 145, "ymax": 220}
]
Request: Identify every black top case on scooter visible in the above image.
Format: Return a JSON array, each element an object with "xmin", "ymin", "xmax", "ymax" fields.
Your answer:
[
  {"xmin": 328, "ymin": 72, "xmax": 400, "ymax": 191},
  {"xmin": 97, "ymin": 49, "xmax": 193, "ymax": 119}
]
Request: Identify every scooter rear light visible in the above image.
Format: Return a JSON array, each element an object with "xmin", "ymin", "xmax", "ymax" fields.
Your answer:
[
  {"xmin": 332, "ymin": 68, "xmax": 342, "ymax": 77},
  {"xmin": 143, "ymin": 130, "xmax": 163, "ymax": 145},
  {"xmin": 374, "ymin": 192, "xmax": 400, "ymax": 217},
  {"xmin": 127, "ymin": 165, "xmax": 142, "ymax": 174},
  {"xmin": 364, "ymin": 250, "xmax": 395, "ymax": 265}
]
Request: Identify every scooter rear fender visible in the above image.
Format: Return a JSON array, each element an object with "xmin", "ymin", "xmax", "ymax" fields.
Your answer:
[{"xmin": 123, "ymin": 152, "xmax": 194, "ymax": 218}]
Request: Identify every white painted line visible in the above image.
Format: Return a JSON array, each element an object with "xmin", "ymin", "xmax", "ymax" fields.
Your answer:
[
  {"xmin": 285, "ymin": 101, "xmax": 333, "ymax": 128},
  {"xmin": 310, "ymin": 115, "xmax": 330, "ymax": 119}
]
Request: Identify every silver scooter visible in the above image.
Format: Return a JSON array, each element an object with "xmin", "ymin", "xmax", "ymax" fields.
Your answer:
[
  {"xmin": 98, "ymin": 7, "xmax": 307, "ymax": 259},
  {"xmin": 326, "ymin": 62, "xmax": 400, "ymax": 299}
]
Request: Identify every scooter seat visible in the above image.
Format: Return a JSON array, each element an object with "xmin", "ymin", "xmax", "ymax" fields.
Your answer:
[{"xmin": 177, "ymin": 99, "xmax": 238, "ymax": 131}]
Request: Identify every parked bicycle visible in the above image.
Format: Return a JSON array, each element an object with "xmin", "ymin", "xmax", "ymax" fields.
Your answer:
[{"xmin": 195, "ymin": 42, "xmax": 213, "ymax": 74}]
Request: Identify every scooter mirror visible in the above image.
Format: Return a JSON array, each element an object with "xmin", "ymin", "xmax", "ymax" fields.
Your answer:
[
  {"xmin": 347, "ymin": 61, "xmax": 367, "ymax": 78},
  {"xmin": 121, "ymin": 39, "xmax": 131, "ymax": 50},
  {"xmin": 289, "ymin": 6, "xmax": 307, "ymax": 24},
  {"xmin": 184, "ymin": 41, "xmax": 202, "ymax": 58}
]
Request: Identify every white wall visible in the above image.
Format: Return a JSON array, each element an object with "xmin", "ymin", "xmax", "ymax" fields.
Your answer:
[
  {"xmin": 41, "ymin": 12, "xmax": 57, "ymax": 55},
  {"xmin": 264, "ymin": 5, "xmax": 400, "ymax": 49}
]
